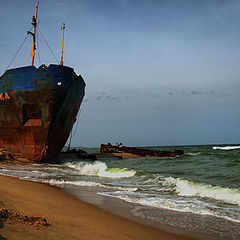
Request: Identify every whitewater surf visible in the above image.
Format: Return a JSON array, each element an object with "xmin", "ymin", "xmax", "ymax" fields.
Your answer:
[{"xmin": 0, "ymin": 144, "xmax": 240, "ymax": 240}]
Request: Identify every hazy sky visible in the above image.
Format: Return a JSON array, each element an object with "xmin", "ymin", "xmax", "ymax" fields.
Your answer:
[{"xmin": 0, "ymin": 0, "xmax": 240, "ymax": 147}]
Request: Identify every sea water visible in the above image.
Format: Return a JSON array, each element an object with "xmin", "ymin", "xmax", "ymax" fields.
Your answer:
[{"xmin": 0, "ymin": 145, "xmax": 240, "ymax": 239}]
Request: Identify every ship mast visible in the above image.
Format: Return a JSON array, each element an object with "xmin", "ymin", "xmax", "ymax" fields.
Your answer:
[
  {"xmin": 60, "ymin": 23, "xmax": 65, "ymax": 66},
  {"xmin": 28, "ymin": 1, "xmax": 39, "ymax": 66}
]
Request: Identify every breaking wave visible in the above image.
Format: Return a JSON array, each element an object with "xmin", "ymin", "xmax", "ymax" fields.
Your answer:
[
  {"xmin": 98, "ymin": 190, "xmax": 240, "ymax": 223},
  {"xmin": 65, "ymin": 161, "xmax": 136, "ymax": 178},
  {"xmin": 213, "ymin": 146, "xmax": 240, "ymax": 150},
  {"xmin": 98, "ymin": 175, "xmax": 240, "ymax": 223},
  {"xmin": 162, "ymin": 177, "xmax": 240, "ymax": 206}
]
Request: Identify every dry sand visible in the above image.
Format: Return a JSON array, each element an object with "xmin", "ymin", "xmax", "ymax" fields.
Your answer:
[{"xmin": 0, "ymin": 175, "xmax": 195, "ymax": 240}]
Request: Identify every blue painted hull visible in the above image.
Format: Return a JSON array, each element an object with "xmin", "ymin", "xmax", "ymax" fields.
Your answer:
[{"xmin": 0, "ymin": 64, "xmax": 85, "ymax": 161}]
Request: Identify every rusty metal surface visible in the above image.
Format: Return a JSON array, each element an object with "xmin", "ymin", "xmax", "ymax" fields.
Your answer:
[
  {"xmin": 100, "ymin": 143, "xmax": 184, "ymax": 158},
  {"xmin": 24, "ymin": 119, "xmax": 42, "ymax": 127},
  {"xmin": 0, "ymin": 65, "xmax": 85, "ymax": 162}
]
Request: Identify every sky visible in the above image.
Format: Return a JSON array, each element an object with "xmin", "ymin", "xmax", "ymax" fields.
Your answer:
[{"xmin": 0, "ymin": 0, "xmax": 240, "ymax": 147}]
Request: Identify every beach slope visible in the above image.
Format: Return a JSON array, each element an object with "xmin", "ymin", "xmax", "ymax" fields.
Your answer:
[{"xmin": 0, "ymin": 175, "xmax": 194, "ymax": 240}]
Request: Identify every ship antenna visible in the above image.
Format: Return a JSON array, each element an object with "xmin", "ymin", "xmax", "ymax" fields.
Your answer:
[
  {"xmin": 60, "ymin": 23, "xmax": 65, "ymax": 66},
  {"xmin": 28, "ymin": 1, "xmax": 39, "ymax": 66}
]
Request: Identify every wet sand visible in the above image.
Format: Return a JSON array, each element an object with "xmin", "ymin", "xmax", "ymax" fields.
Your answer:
[{"xmin": 0, "ymin": 175, "xmax": 195, "ymax": 240}]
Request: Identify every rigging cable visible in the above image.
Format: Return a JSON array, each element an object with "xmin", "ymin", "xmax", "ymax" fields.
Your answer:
[
  {"xmin": 67, "ymin": 129, "xmax": 73, "ymax": 151},
  {"xmin": 5, "ymin": 26, "xmax": 33, "ymax": 71},
  {"xmin": 37, "ymin": 26, "xmax": 59, "ymax": 64},
  {"xmin": 73, "ymin": 108, "xmax": 81, "ymax": 137},
  {"xmin": 67, "ymin": 107, "xmax": 83, "ymax": 150}
]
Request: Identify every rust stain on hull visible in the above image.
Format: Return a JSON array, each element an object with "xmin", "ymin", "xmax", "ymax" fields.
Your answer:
[{"xmin": 0, "ymin": 65, "xmax": 85, "ymax": 162}]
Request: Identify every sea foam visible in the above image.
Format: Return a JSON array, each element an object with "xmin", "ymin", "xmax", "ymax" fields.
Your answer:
[
  {"xmin": 40, "ymin": 179, "xmax": 138, "ymax": 192},
  {"xmin": 97, "ymin": 190, "xmax": 240, "ymax": 223},
  {"xmin": 43, "ymin": 179, "xmax": 105, "ymax": 187}
]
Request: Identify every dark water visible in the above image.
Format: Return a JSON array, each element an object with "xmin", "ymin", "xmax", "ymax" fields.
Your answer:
[{"xmin": 0, "ymin": 144, "xmax": 240, "ymax": 239}]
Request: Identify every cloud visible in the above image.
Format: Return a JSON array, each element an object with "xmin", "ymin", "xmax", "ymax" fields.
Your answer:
[
  {"xmin": 90, "ymin": 88, "xmax": 219, "ymax": 103},
  {"xmin": 96, "ymin": 96, "xmax": 102, "ymax": 101},
  {"xmin": 191, "ymin": 91, "xmax": 202, "ymax": 95},
  {"xmin": 168, "ymin": 90, "xmax": 215, "ymax": 96},
  {"xmin": 95, "ymin": 94, "xmax": 117, "ymax": 101}
]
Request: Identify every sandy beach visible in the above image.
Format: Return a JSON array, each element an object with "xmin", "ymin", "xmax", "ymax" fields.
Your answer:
[{"xmin": 0, "ymin": 174, "xmax": 195, "ymax": 240}]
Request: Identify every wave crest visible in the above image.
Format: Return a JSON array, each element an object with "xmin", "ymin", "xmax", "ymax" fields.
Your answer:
[
  {"xmin": 162, "ymin": 177, "xmax": 240, "ymax": 206},
  {"xmin": 65, "ymin": 161, "xmax": 136, "ymax": 178},
  {"xmin": 213, "ymin": 146, "xmax": 240, "ymax": 150}
]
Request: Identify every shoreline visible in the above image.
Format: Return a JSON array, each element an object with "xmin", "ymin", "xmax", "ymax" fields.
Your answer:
[
  {"xmin": 63, "ymin": 184, "xmax": 205, "ymax": 240},
  {"xmin": 0, "ymin": 174, "xmax": 195, "ymax": 240}
]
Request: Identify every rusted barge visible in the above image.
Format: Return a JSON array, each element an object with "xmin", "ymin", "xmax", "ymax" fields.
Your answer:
[
  {"xmin": 0, "ymin": 2, "xmax": 85, "ymax": 162},
  {"xmin": 100, "ymin": 143, "xmax": 184, "ymax": 158}
]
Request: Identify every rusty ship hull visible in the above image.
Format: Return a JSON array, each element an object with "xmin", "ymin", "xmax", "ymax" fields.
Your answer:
[{"xmin": 0, "ymin": 64, "xmax": 85, "ymax": 161}]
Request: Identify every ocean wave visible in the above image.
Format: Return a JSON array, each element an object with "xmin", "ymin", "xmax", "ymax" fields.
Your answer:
[
  {"xmin": 162, "ymin": 177, "xmax": 240, "ymax": 206},
  {"xmin": 98, "ymin": 190, "xmax": 240, "ymax": 223},
  {"xmin": 65, "ymin": 161, "xmax": 136, "ymax": 178},
  {"xmin": 213, "ymin": 146, "xmax": 240, "ymax": 150},
  {"xmin": 98, "ymin": 191, "xmax": 240, "ymax": 223}
]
